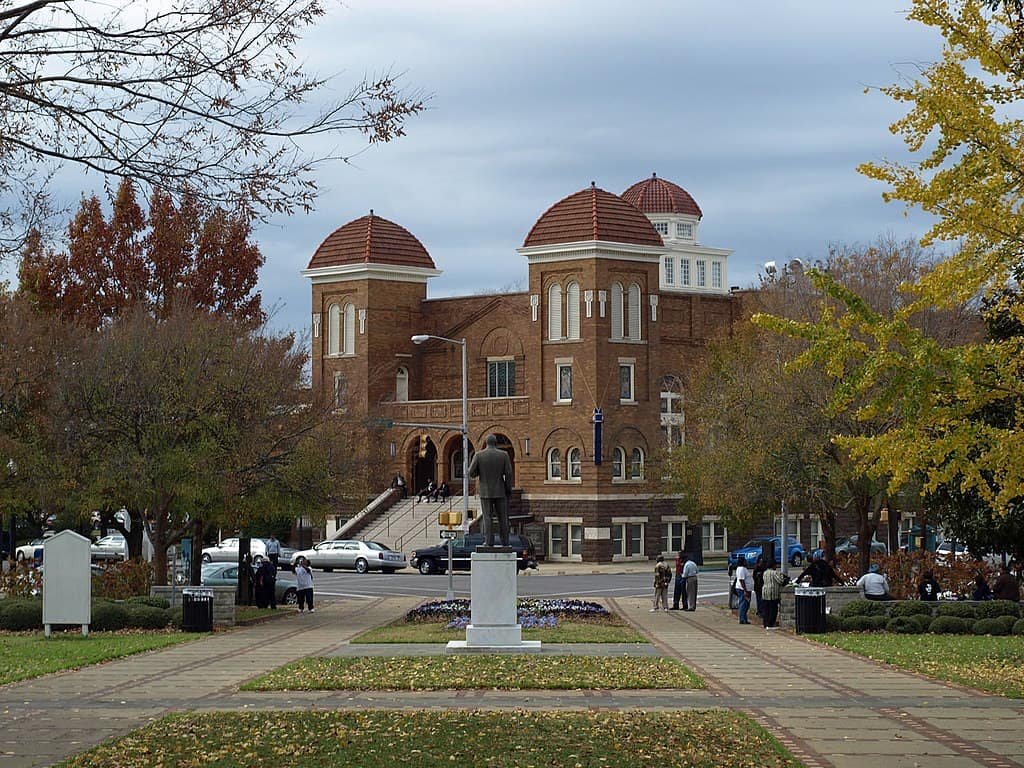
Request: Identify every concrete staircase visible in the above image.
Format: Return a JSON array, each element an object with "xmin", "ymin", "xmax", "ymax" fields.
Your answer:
[{"xmin": 352, "ymin": 496, "xmax": 479, "ymax": 556}]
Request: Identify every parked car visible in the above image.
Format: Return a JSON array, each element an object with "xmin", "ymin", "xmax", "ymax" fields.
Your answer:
[
  {"xmin": 201, "ymin": 537, "xmax": 297, "ymax": 568},
  {"xmin": 728, "ymin": 536, "xmax": 804, "ymax": 572},
  {"xmin": 291, "ymin": 539, "xmax": 407, "ymax": 574},
  {"xmin": 812, "ymin": 535, "xmax": 888, "ymax": 559},
  {"xmin": 200, "ymin": 562, "xmax": 298, "ymax": 604},
  {"xmin": 90, "ymin": 534, "xmax": 127, "ymax": 561},
  {"xmin": 410, "ymin": 534, "xmax": 538, "ymax": 575},
  {"xmin": 15, "ymin": 537, "xmax": 49, "ymax": 562},
  {"xmin": 935, "ymin": 540, "xmax": 973, "ymax": 563}
]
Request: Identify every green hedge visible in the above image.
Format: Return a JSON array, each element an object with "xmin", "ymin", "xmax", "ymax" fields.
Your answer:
[
  {"xmin": 974, "ymin": 600, "xmax": 1021, "ymax": 619},
  {"xmin": 843, "ymin": 615, "xmax": 888, "ymax": 631},
  {"xmin": 125, "ymin": 604, "xmax": 170, "ymax": 630},
  {"xmin": 908, "ymin": 613, "xmax": 933, "ymax": 632},
  {"xmin": 91, "ymin": 602, "xmax": 128, "ymax": 631},
  {"xmin": 1013, "ymin": 618, "xmax": 1024, "ymax": 636},
  {"xmin": 972, "ymin": 617, "xmax": 1011, "ymax": 636},
  {"xmin": 0, "ymin": 598, "xmax": 43, "ymax": 631},
  {"xmin": 936, "ymin": 603, "xmax": 978, "ymax": 620},
  {"xmin": 824, "ymin": 612, "xmax": 844, "ymax": 632},
  {"xmin": 886, "ymin": 616, "xmax": 923, "ymax": 634},
  {"xmin": 126, "ymin": 595, "xmax": 171, "ymax": 610},
  {"xmin": 929, "ymin": 616, "xmax": 972, "ymax": 634},
  {"xmin": 840, "ymin": 600, "xmax": 889, "ymax": 618},
  {"xmin": 889, "ymin": 601, "xmax": 934, "ymax": 618}
]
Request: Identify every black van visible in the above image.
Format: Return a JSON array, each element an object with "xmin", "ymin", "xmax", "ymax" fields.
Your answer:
[{"xmin": 410, "ymin": 534, "xmax": 538, "ymax": 575}]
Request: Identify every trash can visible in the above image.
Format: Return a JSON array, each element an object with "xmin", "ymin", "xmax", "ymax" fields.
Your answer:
[
  {"xmin": 181, "ymin": 587, "xmax": 215, "ymax": 632},
  {"xmin": 793, "ymin": 586, "xmax": 827, "ymax": 634}
]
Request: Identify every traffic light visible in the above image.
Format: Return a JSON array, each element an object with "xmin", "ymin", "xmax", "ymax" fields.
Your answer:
[
  {"xmin": 438, "ymin": 510, "xmax": 463, "ymax": 527},
  {"xmin": 418, "ymin": 434, "xmax": 429, "ymax": 458}
]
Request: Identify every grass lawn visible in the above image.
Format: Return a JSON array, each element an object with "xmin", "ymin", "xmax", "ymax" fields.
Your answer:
[
  {"xmin": 244, "ymin": 654, "xmax": 704, "ymax": 691},
  {"xmin": 811, "ymin": 633, "xmax": 1024, "ymax": 698},
  {"xmin": 0, "ymin": 631, "xmax": 198, "ymax": 686},
  {"xmin": 353, "ymin": 615, "xmax": 646, "ymax": 644},
  {"xmin": 60, "ymin": 710, "xmax": 801, "ymax": 768}
]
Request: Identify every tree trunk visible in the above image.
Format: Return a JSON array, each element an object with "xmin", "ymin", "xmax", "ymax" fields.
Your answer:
[
  {"xmin": 151, "ymin": 501, "xmax": 170, "ymax": 586},
  {"xmin": 190, "ymin": 518, "xmax": 203, "ymax": 586}
]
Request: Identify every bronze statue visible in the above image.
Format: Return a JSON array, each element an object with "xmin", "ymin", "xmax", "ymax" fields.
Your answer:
[{"xmin": 467, "ymin": 434, "xmax": 513, "ymax": 546}]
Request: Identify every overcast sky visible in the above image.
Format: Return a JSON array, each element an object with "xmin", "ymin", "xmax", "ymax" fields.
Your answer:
[{"xmin": 7, "ymin": 1, "xmax": 948, "ymax": 338}]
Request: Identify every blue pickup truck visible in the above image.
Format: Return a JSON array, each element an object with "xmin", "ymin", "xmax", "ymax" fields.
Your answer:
[{"xmin": 728, "ymin": 536, "xmax": 805, "ymax": 573}]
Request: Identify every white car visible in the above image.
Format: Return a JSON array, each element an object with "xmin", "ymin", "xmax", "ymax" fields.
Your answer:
[
  {"xmin": 200, "ymin": 537, "xmax": 297, "ymax": 567},
  {"xmin": 90, "ymin": 534, "xmax": 127, "ymax": 561},
  {"xmin": 15, "ymin": 537, "xmax": 49, "ymax": 562},
  {"xmin": 291, "ymin": 539, "xmax": 407, "ymax": 573}
]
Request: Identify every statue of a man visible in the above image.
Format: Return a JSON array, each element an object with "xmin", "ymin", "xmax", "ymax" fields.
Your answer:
[{"xmin": 467, "ymin": 434, "xmax": 513, "ymax": 546}]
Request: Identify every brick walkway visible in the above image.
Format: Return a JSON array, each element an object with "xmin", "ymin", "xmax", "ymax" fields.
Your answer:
[{"xmin": 1, "ymin": 595, "xmax": 1021, "ymax": 767}]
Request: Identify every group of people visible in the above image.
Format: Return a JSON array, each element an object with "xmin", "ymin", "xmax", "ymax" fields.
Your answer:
[
  {"xmin": 733, "ymin": 556, "xmax": 789, "ymax": 628},
  {"xmin": 415, "ymin": 479, "xmax": 450, "ymax": 503},
  {"xmin": 252, "ymin": 535, "xmax": 315, "ymax": 613},
  {"xmin": 652, "ymin": 551, "xmax": 700, "ymax": 611}
]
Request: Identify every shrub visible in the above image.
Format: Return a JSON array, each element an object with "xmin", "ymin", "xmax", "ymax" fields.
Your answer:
[
  {"xmin": 0, "ymin": 598, "xmax": 43, "ymax": 630},
  {"xmin": 974, "ymin": 600, "xmax": 1021, "ymax": 620},
  {"xmin": 824, "ymin": 612, "xmax": 844, "ymax": 632},
  {"xmin": 90, "ymin": 601, "xmax": 128, "ymax": 632},
  {"xmin": 93, "ymin": 560, "xmax": 154, "ymax": 601},
  {"xmin": 164, "ymin": 606, "xmax": 183, "ymax": 630},
  {"xmin": 840, "ymin": 600, "xmax": 889, "ymax": 618},
  {"xmin": 994, "ymin": 614, "xmax": 1017, "ymax": 634},
  {"xmin": 1013, "ymin": 618, "xmax": 1024, "ymax": 636},
  {"xmin": 125, "ymin": 604, "xmax": 170, "ymax": 630},
  {"xmin": 908, "ymin": 613, "xmax": 933, "ymax": 633},
  {"xmin": 886, "ymin": 616, "xmax": 923, "ymax": 634},
  {"xmin": 843, "ymin": 615, "xmax": 887, "ymax": 632},
  {"xmin": 126, "ymin": 595, "xmax": 170, "ymax": 610},
  {"xmin": 936, "ymin": 602, "xmax": 978, "ymax": 620},
  {"xmin": 889, "ymin": 601, "xmax": 934, "ymax": 618},
  {"xmin": 929, "ymin": 616, "xmax": 972, "ymax": 634},
  {"xmin": 972, "ymin": 618, "xmax": 1010, "ymax": 636}
]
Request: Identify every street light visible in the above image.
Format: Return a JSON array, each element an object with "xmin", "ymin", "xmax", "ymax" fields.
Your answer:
[{"xmin": 411, "ymin": 333, "xmax": 468, "ymax": 601}]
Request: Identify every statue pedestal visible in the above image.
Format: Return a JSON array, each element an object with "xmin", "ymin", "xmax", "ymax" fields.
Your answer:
[{"xmin": 446, "ymin": 549, "xmax": 541, "ymax": 654}]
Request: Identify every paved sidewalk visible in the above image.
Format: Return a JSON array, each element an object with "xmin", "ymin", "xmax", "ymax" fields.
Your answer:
[{"xmin": 1, "ymin": 594, "xmax": 1021, "ymax": 768}]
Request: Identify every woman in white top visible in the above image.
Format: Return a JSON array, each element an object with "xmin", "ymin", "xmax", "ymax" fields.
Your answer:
[{"xmin": 855, "ymin": 563, "xmax": 893, "ymax": 601}]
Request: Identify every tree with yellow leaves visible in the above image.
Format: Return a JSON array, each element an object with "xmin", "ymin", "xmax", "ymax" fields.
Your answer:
[{"xmin": 755, "ymin": 0, "xmax": 1024, "ymax": 512}]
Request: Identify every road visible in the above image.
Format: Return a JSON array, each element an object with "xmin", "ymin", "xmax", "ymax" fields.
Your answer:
[{"xmin": 308, "ymin": 568, "xmax": 734, "ymax": 605}]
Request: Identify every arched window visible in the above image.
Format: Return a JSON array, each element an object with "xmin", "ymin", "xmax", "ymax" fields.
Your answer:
[
  {"xmin": 547, "ymin": 447, "xmax": 562, "ymax": 480},
  {"xmin": 630, "ymin": 447, "xmax": 645, "ymax": 480},
  {"xmin": 610, "ymin": 282, "xmax": 624, "ymax": 340},
  {"xmin": 612, "ymin": 446, "xmax": 626, "ymax": 480},
  {"xmin": 327, "ymin": 304, "xmax": 341, "ymax": 356},
  {"xmin": 627, "ymin": 282, "xmax": 641, "ymax": 340},
  {"xmin": 547, "ymin": 283, "xmax": 562, "ymax": 341},
  {"xmin": 343, "ymin": 302, "xmax": 355, "ymax": 355},
  {"xmin": 568, "ymin": 447, "xmax": 582, "ymax": 480},
  {"xmin": 396, "ymin": 366, "xmax": 409, "ymax": 402},
  {"xmin": 566, "ymin": 281, "xmax": 580, "ymax": 339}
]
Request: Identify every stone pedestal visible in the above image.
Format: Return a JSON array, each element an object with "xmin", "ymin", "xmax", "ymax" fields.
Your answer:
[{"xmin": 446, "ymin": 549, "xmax": 541, "ymax": 654}]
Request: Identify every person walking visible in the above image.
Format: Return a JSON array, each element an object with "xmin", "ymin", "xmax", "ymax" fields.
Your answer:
[
  {"xmin": 265, "ymin": 534, "xmax": 281, "ymax": 567},
  {"xmin": 671, "ymin": 551, "xmax": 686, "ymax": 610},
  {"xmin": 683, "ymin": 553, "xmax": 699, "ymax": 611},
  {"xmin": 761, "ymin": 559, "xmax": 788, "ymax": 629},
  {"xmin": 752, "ymin": 555, "xmax": 767, "ymax": 617},
  {"xmin": 734, "ymin": 561, "xmax": 752, "ymax": 624},
  {"xmin": 652, "ymin": 555, "xmax": 672, "ymax": 611},
  {"xmin": 295, "ymin": 556, "xmax": 315, "ymax": 613}
]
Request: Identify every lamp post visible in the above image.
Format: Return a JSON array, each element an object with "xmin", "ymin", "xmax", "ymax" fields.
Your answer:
[{"xmin": 411, "ymin": 334, "xmax": 468, "ymax": 601}]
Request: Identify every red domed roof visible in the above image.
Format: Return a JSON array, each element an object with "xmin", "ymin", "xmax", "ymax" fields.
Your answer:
[
  {"xmin": 306, "ymin": 212, "xmax": 435, "ymax": 270},
  {"xmin": 622, "ymin": 174, "xmax": 702, "ymax": 218},
  {"xmin": 523, "ymin": 184, "xmax": 663, "ymax": 248}
]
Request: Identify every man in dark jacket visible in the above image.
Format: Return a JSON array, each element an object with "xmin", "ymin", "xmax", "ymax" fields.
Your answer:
[
  {"xmin": 992, "ymin": 564, "xmax": 1021, "ymax": 602},
  {"xmin": 797, "ymin": 552, "xmax": 837, "ymax": 587}
]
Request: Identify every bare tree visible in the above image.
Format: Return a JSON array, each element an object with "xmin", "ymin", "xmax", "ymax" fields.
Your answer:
[{"xmin": 0, "ymin": 0, "xmax": 425, "ymax": 252}]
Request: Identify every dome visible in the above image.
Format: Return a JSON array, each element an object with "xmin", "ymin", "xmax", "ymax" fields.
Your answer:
[
  {"xmin": 306, "ymin": 212, "xmax": 435, "ymax": 270},
  {"xmin": 523, "ymin": 184, "xmax": 663, "ymax": 248},
  {"xmin": 621, "ymin": 173, "xmax": 702, "ymax": 218}
]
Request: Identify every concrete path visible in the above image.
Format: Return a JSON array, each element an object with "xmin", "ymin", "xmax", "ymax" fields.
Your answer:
[{"xmin": 1, "ymin": 594, "xmax": 1021, "ymax": 768}]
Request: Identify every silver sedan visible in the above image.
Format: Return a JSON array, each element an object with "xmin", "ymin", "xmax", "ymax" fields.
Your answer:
[{"xmin": 291, "ymin": 540, "xmax": 407, "ymax": 574}]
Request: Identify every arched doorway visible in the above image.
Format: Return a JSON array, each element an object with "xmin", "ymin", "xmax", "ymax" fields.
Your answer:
[
  {"xmin": 445, "ymin": 437, "xmax": 476, "ymax": 487},
  {"xmin": 411, "ymin": 436, "xmax": 437, "ymax": 497}
]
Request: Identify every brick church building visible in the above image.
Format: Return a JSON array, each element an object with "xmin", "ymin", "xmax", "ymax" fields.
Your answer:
[{"xmin": 302, "ymin": 174, "xmax": 743, "ymax": 563}]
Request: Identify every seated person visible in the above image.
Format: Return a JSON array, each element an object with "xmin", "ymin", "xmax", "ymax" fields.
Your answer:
[
  {"xmin": 855, "ymin": 563, "xmax": 893, "ymax": 601},
  {"xmin": 992, "ymin": 564, "xmax": 1021, "ymax": 602},
  {"xmin": 796, "ymin": 552, "xmax": 837, "ymax": 587},
  {"xmin": 972, "ymin": 573, "xmax": 993, "ymax": 601},
  {"xmin": 435, "ymin": 481, "xmax": 449, "ymax": 501},
  {"xmin": 417, "ymin": 480, "xmax": 437, "ymax": 502},
  {"xmin": 917, "ymin": 570, "xmax": 941, "ymax": 601}
]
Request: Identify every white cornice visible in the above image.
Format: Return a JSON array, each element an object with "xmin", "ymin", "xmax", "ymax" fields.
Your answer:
[
  {"xmin": 517, "ymin": 240, "xmax": 666, "ymax": 265},
  {"xmin": 664, "ymin": 243, "xmax": 733, "ymax": 259},
  {"xmin": 301, "ymin": 263, "xmax": 443, "ymax": 284}
]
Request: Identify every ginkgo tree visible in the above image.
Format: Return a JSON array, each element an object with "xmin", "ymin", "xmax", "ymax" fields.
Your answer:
[{"xmin": 755, "ymin": 0, "xmax": 1024, "ymax": 513}]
